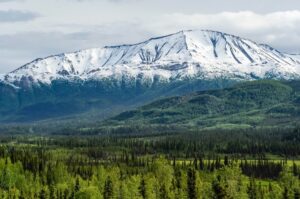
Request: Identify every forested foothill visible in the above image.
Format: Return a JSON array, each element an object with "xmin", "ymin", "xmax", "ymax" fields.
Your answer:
[{"xmin": 0, "ymin": 80, "xmax": 300, "ymax": 198}]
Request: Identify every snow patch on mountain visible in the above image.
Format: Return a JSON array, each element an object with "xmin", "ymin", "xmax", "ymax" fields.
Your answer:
[
  {"xmin": 289, "ymin": 54, "xmax": 300, "ymax": 61},
  {"xmin": 2, "ymin": 30, "xmax": 300, "ymax": 86}
]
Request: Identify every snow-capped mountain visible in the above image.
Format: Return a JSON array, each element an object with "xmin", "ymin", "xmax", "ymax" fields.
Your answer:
[
  {"xmin": 2, "ymin": 30, "xmax": 300, "ymax": 86},
  {"xmin": 1, "ymin": 30, "xmax": 300, "ymax": 122}
]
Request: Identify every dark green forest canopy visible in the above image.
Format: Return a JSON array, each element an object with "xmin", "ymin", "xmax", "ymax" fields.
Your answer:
[
  {"xmin": 103, "ymin": 80, "xmax": 300, "ymax": 131},
  {"xmin": 0, "ymin": 80, "xmax": 299, "ymax": 135}
]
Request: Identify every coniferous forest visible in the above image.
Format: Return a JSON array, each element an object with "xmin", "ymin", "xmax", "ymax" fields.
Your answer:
[
  {"xmin": 0, "ymin": 127, "xmax": 299, "ymax": 198},
  {"xmin": 0, "ymin": 79, "xmax": 299, "ymax": 198},
  {"xmin": 0, "ymin": 0, "xmax": 299, "ymax": 197}
]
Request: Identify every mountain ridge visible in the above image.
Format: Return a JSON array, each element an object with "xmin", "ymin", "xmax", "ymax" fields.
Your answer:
[
  {"xmin": 102, "ymin": 80, "xmax": 300, "ymax": 131},
  {"xmin": 2, "ymin": 29, "xmax": 300, "ymax": 86},
  {"xmin": 1, "ymin": 29, "xmax": 300, "ymax": 122}
]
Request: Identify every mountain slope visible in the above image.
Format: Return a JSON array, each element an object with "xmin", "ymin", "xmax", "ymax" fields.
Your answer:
[
  {"xmin": 0, "ymin": 30, "xmax": 300, "ymax": 122},
  {"xmin": 104, "ymin": 80, "xmax": 300, "ymax": 130},
  {"xmin": 2, "ymin": 30, "xmax": 300, "ymax": 85}
]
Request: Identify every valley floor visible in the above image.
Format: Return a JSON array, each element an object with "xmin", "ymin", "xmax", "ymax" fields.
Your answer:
[{"xmin": 0, "ymin": 127, "xmax": 299, "ymax": 198}]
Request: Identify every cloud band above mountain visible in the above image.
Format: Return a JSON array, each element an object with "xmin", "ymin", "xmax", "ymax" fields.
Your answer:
[
  {"xmin": 0, "ymin": 10, "xmax": 39, "ymax": 22},
  {"xmin": 0, "ymin": 0, "xmax": 299, "ymax": 73}
]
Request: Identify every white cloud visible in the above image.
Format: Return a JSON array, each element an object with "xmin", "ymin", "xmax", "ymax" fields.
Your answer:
[
  {"xmin": 140, "ymin": 11, "xmax": 300, "ymax": 52},
  {"xmin": 0, "ymin": 9, "xmax": 39, "ymax": 22},
  {"xmin": 150, "ymin": 11, "xmax": 300, "ymax": 33},
  {"xmin": 0, "ymin": 0, "xmax": 299, "ymax": 73},
  {"xmin": 0, "ymin": 0, "xmax": 23, "ymax": 2}
]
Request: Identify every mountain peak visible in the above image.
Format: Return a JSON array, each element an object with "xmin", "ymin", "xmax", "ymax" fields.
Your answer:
[{"xmin": 3, "ymin": 30, "xmax": 300, "ymax": 85}]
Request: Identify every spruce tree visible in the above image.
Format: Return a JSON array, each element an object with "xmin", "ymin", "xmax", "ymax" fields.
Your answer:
[
  {"xmin": 75, "ymin": 177, "xmax": 80, "ymax": 192},
  {"xmin": 139, "ymin": 177, "xmax": 147, "ymax": 199},
  {"xmin": 212, "ymin": 175, "xmax": 228, "ymax": 199},
  {"xmin": 294, "ymin": 189, "xmax": 300, "ymax": 199},
  {"xmin": 104, "ymin": 176, "xmax": 113, "ymax": 199},
  {"xmin": 224, "ymin": 156, "xmax": 229, "ymax": 166},
  {"xmin": 247, "ymin": 178, "xmax": 257, "ymax": 199},
  {"xmin": 282, "ymin": 187, "xmax": 289, "ymax": 199},
  {"xmin": 187, "ymin": 168, "xmax": 197, "ymax": 199},
  {"xmin": 159, "ymin": 184, "xmax": 169, "ymax": 199}
]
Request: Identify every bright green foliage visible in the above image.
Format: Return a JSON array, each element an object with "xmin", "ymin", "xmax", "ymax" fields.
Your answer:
[
  {"xmin": 0, "ymin": 155, "xmax": 297, "ymax": 199},
  {"xmin": 103, "ymin": 176, "xmax": 113, "ymax": 199},
  {"xmin": 247, "ymin": 178, "xmax": 258, "ymax": 199},
  {"xmin": 279, "ymin": 167, "xmax": 300, "ymax": 199},
  {"xmin": 0, "ymin": 125, "xmax": 299, "ymax": 199},
  {"xmin": 139, "ymin": 177, "xmax": 147, "ymax": 199},
  {"xmin": 75, "ymin": 186, "xmax": 102, "ymax": 199},
  {"xmin": 39, "ymin": 186, "xmax": 50, "ymax": 199},
  {"xmin": 212, "ymin": 175, "xmax": 229, "ymax": 199},
  {"xmin": 153, "ymin": 158, "xmax": 174, "ymax": 199}
]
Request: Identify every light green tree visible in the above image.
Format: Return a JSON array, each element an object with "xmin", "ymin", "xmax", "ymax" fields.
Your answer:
[{"xmin": 75, "ymin": 186, "xmax": 102, "ymax": 199}]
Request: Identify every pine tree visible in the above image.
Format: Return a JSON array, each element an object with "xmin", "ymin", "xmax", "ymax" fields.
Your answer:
[
  {"xmin": 187, "ymin": 168, "xmax": 197, "ymax": 199},
  {"xmin": 75, "ymin": 177, "xmax": 80, "ymax": 192},
  {"xmin": 212, "ymin": 175, "xmax": 228, "ymax": 199},
  {"xmin": 247, "ymin": 178, "xmax": 257, "ymax": 199},
  {"xmin": 199, "ymin": 157, "xmax": 204, "ymax": 171},
  {"xmin": 224, "ymin": 156, "xmax": 229, "ymax": 166},
  {"xmin": 104, "ymin": 176, "xmax": 113, "ymax": 199},
  {"xmin": 193, "ymin": 157, "xmax": 198, "ymax": 169},
  {"xmin": 139, "ymin": 177, "xmax": 147, "ymax": 199},
  {"xmin": 293, "ymin": 163, "xmax": 299, "ymax": 177},
  {"xmin": 283, "ymin": 187, "xmax": 289, "ymax": 199},
  {"xmin": 159, "ymin": 184, "xmax": 169, "ymax": 199},
  {"xmin": 39, "ymin": 186, "xmax": 49, "ymax": 199},
  {"xmin": 294, "ymin": 188, "xmax": 300, "ymax": 199},
  {"xmin": 49, "ymin": 185, "xmax": 57, "ymax": 199}
]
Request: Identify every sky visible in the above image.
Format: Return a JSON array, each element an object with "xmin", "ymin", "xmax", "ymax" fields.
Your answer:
[{"xmin": 0, "ymin": 0, "xmax": 300, "ymax": 73}]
